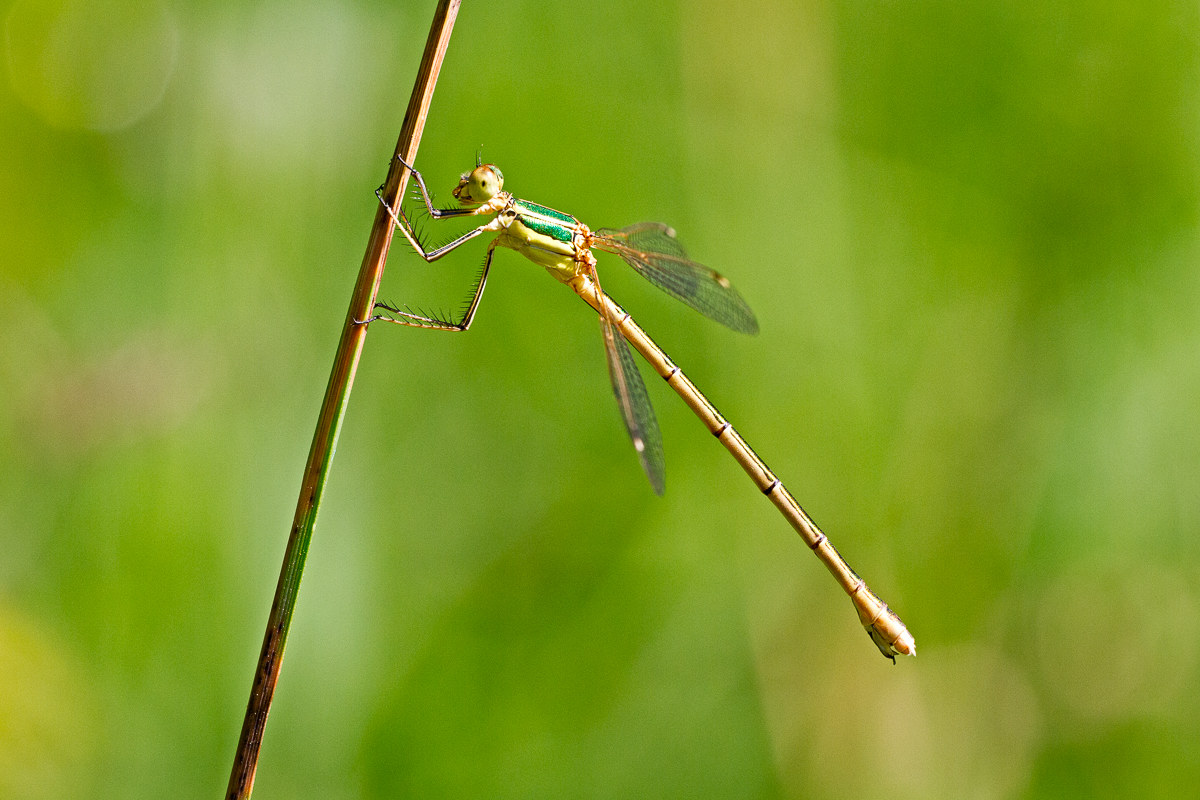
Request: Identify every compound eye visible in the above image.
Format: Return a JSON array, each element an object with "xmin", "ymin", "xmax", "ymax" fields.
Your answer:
[{"xmin": 471, "ymin": 166, "xmax": 502, "ymax": 201}]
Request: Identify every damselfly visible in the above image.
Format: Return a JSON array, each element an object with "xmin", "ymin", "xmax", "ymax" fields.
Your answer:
[{"xmin": 368, "ymin": 155, "xmax": 914, "ymax": 660}]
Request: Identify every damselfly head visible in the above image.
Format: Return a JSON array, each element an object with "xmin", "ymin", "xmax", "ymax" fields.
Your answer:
[{"xmin": 452, "ymin": 164, "xmax": 504, "ymax": 205}]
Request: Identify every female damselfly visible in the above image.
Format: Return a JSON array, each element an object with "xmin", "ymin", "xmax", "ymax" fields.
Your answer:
[{"xmin": 368, "ymin": 156, "xmax": 914, "ymax": 660}]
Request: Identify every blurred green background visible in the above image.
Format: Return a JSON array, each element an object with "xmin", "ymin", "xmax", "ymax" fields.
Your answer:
[{"xmin": 3, "ymin": 0, "xmax": 1199, "ymax": 797}]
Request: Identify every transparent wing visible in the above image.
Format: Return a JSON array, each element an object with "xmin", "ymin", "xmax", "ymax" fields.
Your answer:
[
  {"xmin": 602, "ymin": 316, "xmax": 665, "ymax": 495},
  {"xmin": 594, "ymin": 222, "xmax": 759, "ymax": 335}
]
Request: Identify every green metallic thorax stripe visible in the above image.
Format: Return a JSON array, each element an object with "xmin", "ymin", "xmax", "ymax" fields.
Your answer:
[
  {"xmin": 513, "ymin": 198, "xmax": 578, "ymax": 244},
  {"xmin": 518, "ymin": 216, "xmax": 573, "ymax": 243},
  {"xmin": 514, "ymin": 199, "xmax": 576, "ymax": 224}
]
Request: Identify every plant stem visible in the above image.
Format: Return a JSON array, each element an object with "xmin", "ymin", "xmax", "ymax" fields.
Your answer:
[{"xmin": 223, "ymin": 3, "xmax": 461, "ymax": 797}]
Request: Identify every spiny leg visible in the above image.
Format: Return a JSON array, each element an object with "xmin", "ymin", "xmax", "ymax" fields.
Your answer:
[
  {"xmin": 375, "ymin": 186, "xmax": 496, "ymax": 262},
  {"xmin": 367, "ymin": 240, "xmax": 498, "ymax": 331},
  {"xmin": 368, "ymin": 172, "xmax": 502, "ymax": 329},
  {"xmin": 385, "ymin": 154, "xmax": 477, "ymax": 220}
]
